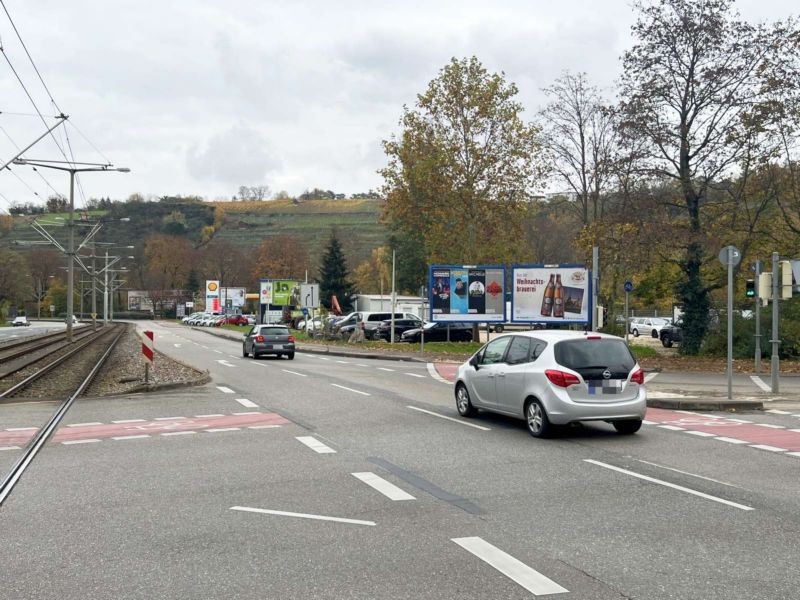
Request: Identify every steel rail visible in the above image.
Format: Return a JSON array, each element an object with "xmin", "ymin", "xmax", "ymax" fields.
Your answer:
[
  {"xmin": 0, "ymin": 326, "xmax": 96, "ymax": 366},
  {"xmin": 0, "ymin": 325, "xmax": 125, "ymax": 506}
]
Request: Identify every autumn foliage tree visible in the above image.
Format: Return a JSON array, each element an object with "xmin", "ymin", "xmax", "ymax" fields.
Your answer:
[
  {"xmin": 251, "ymin": 235, "xmax": 309, "ymax": 281},
  {"xmin": 353, "ymin": 247, "xmax": 391, "ymax": 294},
  {"xmin": 381, "ymin": 56, "xmax": 545, "ymax": 266}
]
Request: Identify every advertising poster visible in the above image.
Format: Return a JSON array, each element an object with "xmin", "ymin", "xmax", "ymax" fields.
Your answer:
[
  {"xmin": 205, "ymin": 280, "xmax": 220, "ymax": 313},
  {"xmin": 511, "ymin": 265, "xmax": 590, "ymax": 323},
  {"xmin": 221, "ymin": 287, "xmax": 246, "ymax": 308},
  {"xmin": 259, "ymin": 280, "xmax": 273, "ymax": 305},
  {"xmin": 272, "ymin": 280, "xmax": 298, "ymax": 305},
  {"xmin": 430, "ymin": 265, "xmax": 505, "ymax": 322}
]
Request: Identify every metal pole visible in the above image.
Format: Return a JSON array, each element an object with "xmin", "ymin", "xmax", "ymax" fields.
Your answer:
[
  {"xmin": 103, "ymin": 251, "xmax": 109, "ymax": 325},
  {"xmin": 754, "ymin": 260, "xmax": 761, "ymax": 373},
  {"xmin": 727, "ymin": 249, "xmax": 734, "ymax": 400},
  {"xmin": 771, "ymin": 252, "xmax": 780, "ymax": 393},
  {"xmin": 390, "ymin": 250, "xmax": 396, "ymax": 344},
  {"xmin": 91, "ymin": 247, "xmax": 97, "ymax": 331},
  {"xmin": 110, "ymin": 273, "xmax": 115, "ymax": 321},
  {"xmin": 592, "ymin": 246, "xmax": 599, "ymax": 332},
  {"xmin": 624, "ymin": 291, "xmax": 629, "ymax": 345},
  {"xmin": 66, "ymin": 170, "xmax": 75, "ymax": 342}
]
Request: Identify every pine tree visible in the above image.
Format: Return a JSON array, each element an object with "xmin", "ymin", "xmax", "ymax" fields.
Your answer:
[{"xmin": 318, "ymin": 230, "xmax": 354, "ymax": 311}]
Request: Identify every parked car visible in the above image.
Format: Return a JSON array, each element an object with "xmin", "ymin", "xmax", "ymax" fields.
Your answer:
[
  {"xmin": 242, "ymin": 325, "xmax": 295, "ymax": 359},
  {"xmin": 374, "ymin": 316, "xmax": 425, "ymax": 341},
  {"xmin": 11, "ymin": 316, "xmax": 30, "ymax": 327},
  {"xmin": 400, "ymin": 322, "xmax": 473, "ymax": 343},
  {"xmin": 297, "ymin": 316, "xmax": 324, "ymax": 331},
  {"xmin": 244, "ymin": 314, "xmax": 257, "ymax": 325},
  {"xmin": 629, "ymin": 317, "xmax": 670, "ymax": 338},
  {"xmin": 454, "ymin": 330, "xmax": 646, "ymax": 438},
  {"xmin": 659, "ymin": 320, "xmax": 683, "ymax": 348},
  {"xmin": 225, "ymin": 315, "xmax": 249, "ymax": 326},
  {"xmin": 182, "ymin": 312, "xmax": 203, "ymax": 324}
]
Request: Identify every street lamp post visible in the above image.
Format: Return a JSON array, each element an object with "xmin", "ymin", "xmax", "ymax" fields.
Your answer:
[{"xmin": 12, "ymin": 159, "xmax": 129, "ymax": 342}]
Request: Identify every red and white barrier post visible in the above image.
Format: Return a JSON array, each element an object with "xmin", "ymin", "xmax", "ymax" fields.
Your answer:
[{"xmin": 142, "ymin": 330, "xmax": 154, "ymax": 383}]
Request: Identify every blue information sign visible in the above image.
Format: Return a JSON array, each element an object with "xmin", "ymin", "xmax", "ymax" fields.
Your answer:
[{"xmin": 624, "ymin": 280, "xmax": 634, "ymax": 293}]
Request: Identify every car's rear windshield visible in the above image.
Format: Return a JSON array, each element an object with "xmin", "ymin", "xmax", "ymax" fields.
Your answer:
[
  {"xmin": 554, "ymin": 339, "xmax": 635, "ymax": 371},
  {"xmin": 260, "ymin": 327, "xmax": 289, "ymax": 335}
]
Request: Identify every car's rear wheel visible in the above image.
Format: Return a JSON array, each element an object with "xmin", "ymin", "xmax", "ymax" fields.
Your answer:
[
  {"xmin": 632, "ymin": 328, "xmax": 639, "ymax": 337},
  {"xmin": 455, "ymin": 384, "xmax": 477, "ymax": 417},
  {"xmin": 525, "ymin": 399, "xmax": 552, "ymax": 438},
  {"xmin": 651, "ymin": 329, "xmax": 658, "ymax": 338},
  {"xmin": 661, "ymin": 334, "xmax": 673, "ymax": 348},
  {"xmin": 287, "ymin": 352, "xmax": 295, "ymax": 360},
  {"xmin": 494, "ymin": 324, "xmax": 504, "ymax": 333},
  {"xmin": 613, "ymin": 419, "xmax": 642, "ymax": 435}
]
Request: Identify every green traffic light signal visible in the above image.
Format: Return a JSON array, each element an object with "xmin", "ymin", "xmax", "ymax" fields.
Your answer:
[{"xmin": 745, "ymin": 279, "xmax": 755, "ymax": 297}]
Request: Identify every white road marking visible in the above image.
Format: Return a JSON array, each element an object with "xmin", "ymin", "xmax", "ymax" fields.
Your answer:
[
  {"xmin": 206, "ymin": 427, "xmax": 241, "ymax": 433},
  {"xmin": 155, "ymin": 416, "xmax": 186, "ymax": 421},
  {"xmin": 331, "ymin": 383, "xmax": 370, "ymax": 396},
  {"xmin": 235, "ymin": 398, "xmax": 259, "ymax": 408},
  {"xmin": 112, "ymin": 419, "xmax": 146, "ymax": 424},
  {"xmin": 684, "ymin": 430, "xmax": 716, "ymax": 437},
  {"xmin": 336, "ymin": 360, "xmax": 350, "ymax": 364},
  {"xmin": 766, "ymin": 409, "xmax": 792, "ymax": 415},
  {"xmin": 727, "ymin": 418, "xmax": 753, "ymax": 423},
  {"xmin": 584, "ymin": 459, "xmax": 753, "ymax": 511},
  {"xmin": 715, "ymin": 437, "xmax": 749, "ymax": 444},
  {"xmin": 754, "ymin": 423, "xmax": 785, "ymax": 429},
  {"xmin": 249, "ymin": 425, "xmax": 281, "ymax": 429},
  {"xmin": 451, "ymin": 537, "xmax": 568, "ymax": 596},
  {"xmin": 317, "ymin": 357, "xmax": 330, "ymax": 361},
  {"xmin": 749, "ymin": 444, "xmax": 787, "ymax": 452},
  {"xmin": 354, "ymin": 364, "xmax": 369, "ymax": 367},
  {"xmin": 162, "ymin": 431, "xmax": 197, "ymax": 437},
  {"xmin": 233, "ymin": 411, "xmax": 261, "ymax": 416},
  {"xmin": 647, "ymin": 391, "xmax": 698, "ymax": 399},
  {"xmin": 111, "ymin": 435, "xmax": 150, "ymax": 441},
  {"xmin": 404, "ymin": 372, "xmax": 426, "ymax": 378},
  {"xmin": 644, "ymin": 372, "xmax": 659, "ymax": 383},
  {"xmin": 230, "ymin": 506, "xmax": 375, "ymax": 527},
  {"xmin": 351, "ymin": 472, "xmax": 416, "ymax": 501},
  {"xmin": 173, "ymin": 343, "xmax": 182, "ymax": 348},
  {"xmin": 62, "ymin": 439, "xmax": 101, "ymax": 445},
  {"xmin": 0, "ymin": 446, "xmax": 21, "ymax": 451},
  {"xmin": 296, "ymin": 436, "xmax": 336, "ymax": 454},
  {"xmin": 377, "ymin": 367, "xmax": 395, "ymax": 372},
  {"xmin": 217, "ymin": 386, "xmax": 236, "ymax": 394},
  {"xmin": 282, "ymin": 369, "xmax": 307, "ymax": 377},
  {"xmin": 6, "ymin": 427, "xmax": 38, "ymax": 431},
  {"xmin": 750, "ymin": 375, "xmax": 772, "ymax": 392},
  {"xmin": 658, "ymin": 425, "xmax": 685, "ymax": 431},
  {"xmin": 407, "ymin": 406, "xmax": 491, "ymax": 431},
  {"xmin": 787, "ymin": 452, "xmax": 800, "ymax": 458},
  {"xmin": 642, "ymin": 420, "xmax": 657, "ymax": 425},
  {"xmin": 196, "ymin": 414, "xmax": 225, "ymax": 418},
  {"xmin": 216, "ymin": 360, "xmax": 236, "ymax": 367},
  {"xmin": 214, "ymin": 350, "xmax": 222, "ymax": 354},
  {"xmin": 635, "ymin": 459, "xmax": 743, "ymax": 489},
  {"xmin": 426, "ymin": 363, "xmax": 454, "ymax": 385}
]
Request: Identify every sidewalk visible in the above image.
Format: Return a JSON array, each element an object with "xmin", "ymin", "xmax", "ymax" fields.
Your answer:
[{"xmin": 187, "ymin": 325, "xmax": 766, "ymax": 411}]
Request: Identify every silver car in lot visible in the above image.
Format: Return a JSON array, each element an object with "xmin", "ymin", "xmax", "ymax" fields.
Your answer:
[{"xmin": 454, "ymin": 330, "xmax": 646, "ymax": 438}]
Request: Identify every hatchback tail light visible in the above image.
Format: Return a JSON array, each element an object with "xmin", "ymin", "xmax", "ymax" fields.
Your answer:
[
  {"xmin": 545, "ymin": 369, "xmax": 581, "ymax": 388},
  {"xmin": 288, "ymin": 335, "xmax": 295, "ymax": 343},
  {"xmin": 630, "ymin": 369, "xmax": 645, "ymax": 384},
  {"xmin": 255, "ymin": 335, "xmax": 264, "ymax": 342}
]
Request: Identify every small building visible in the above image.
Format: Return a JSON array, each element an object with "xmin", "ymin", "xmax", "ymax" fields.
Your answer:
[{"xmin": 351, "ymin": 294, "xmax": 427, "ymax": 318}]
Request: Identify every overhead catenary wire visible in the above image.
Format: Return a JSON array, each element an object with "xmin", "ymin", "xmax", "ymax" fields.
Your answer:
[{"xmin": 1, "ymin": 124, "xmax": 64, "ymax": 198}]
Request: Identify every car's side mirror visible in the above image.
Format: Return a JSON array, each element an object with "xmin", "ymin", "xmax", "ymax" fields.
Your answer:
[{"xmin": 469, "ymin": 355, "xmax": 480, "ymax": 370}]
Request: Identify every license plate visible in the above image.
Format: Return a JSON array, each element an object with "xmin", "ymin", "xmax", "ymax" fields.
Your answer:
[
  {"xmin": 272, "ymin": 344, "xmax": 284, "ymax": 350},
  {"xmin": 588, "ymin": 380, "xmax": 622, "ymax": 395}
]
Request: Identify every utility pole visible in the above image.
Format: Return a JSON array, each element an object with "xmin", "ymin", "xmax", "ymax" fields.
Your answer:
[
  {"xmin": 66, "ymin": 171, "xmax": 75, "ymax": 341},
  {"xmin": 104, "ymin": 250, "xmax": 109, "ymax": 325},
  {"xmin": 592, "ymin": 246, "xmax": 599, "ymax": 332},
  {"xmin": 390, "ymin": 250, "xmax": 397, "ymax": 344},
  {"xmin": 771, "ymin": 252, "xmax": 780, "ymax": 393},
  {"xmin": 754, "ymin": 260, "xmax": 761, "ymax": 373}
]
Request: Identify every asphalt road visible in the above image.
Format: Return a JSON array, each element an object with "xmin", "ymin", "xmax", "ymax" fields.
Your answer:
[{"xmin": 2, "ymin": 321, "xmax": 800, "ymax": 599}]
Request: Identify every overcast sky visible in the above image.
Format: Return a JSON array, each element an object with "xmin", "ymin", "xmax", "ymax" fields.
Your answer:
[{"xmin": 0, "ymin": 0, "xmax": 795, "ymax": 209}]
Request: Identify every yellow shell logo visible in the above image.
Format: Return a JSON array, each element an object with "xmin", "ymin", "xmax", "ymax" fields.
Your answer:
[{"xmin": 208, "ymin": 282, "xmax": 218, "ymax": 291}]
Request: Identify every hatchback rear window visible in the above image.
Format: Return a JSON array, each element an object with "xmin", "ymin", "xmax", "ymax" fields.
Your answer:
[
  {"xmin": 554, "ymin": 339, "xmax": 635, "ymax": 371},
  {"xmin": 260, "ymin": 327, "xmax": 289, "ymax": 335}
]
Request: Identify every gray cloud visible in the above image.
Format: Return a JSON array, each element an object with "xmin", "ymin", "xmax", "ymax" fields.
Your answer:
[{"xmin": 186, "ymin": 125, "xmax": 280, "ymax": 185}]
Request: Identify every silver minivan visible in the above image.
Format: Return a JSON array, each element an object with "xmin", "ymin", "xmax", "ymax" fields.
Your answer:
[{"xmin": 455, "ymin": 331, "xmax": 647, "ymax": 438}]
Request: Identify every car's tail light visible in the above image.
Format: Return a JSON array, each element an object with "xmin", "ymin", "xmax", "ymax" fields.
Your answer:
[
  {"xmin": 630, "ymin": 369, "xmax": 645, "ymax": 384},
  {"xmin": 360, "ymin": 322, "xmax": 365, "ymax": 329},
  {"xmin": 288, "ymin": 335, "xmax": 295, "ymax": 343},
  {"xmin": 256, "ymin": 335, "xmax": 264, "ymax": 342},
  {"xmin": 545, "ymin": 369, "xmax": 581, "ymax": 388}
]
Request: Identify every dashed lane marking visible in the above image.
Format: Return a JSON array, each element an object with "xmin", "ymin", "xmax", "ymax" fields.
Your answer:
[
  {"xmin": 750, "ymin": 375, "xmax": 772, "ymax": 392},
  {"xmin": 206, "ymin": 427, "xmax": 241, "ymax": 433},
  {"xmin": 196, "ymin": 414, "xmax": 224, "ymax": 418},
  {"xmin": 230, "ymin": 506, "xmax": 375, "ymax": 527},
  {"xmin": 377, "ymin": 367, "xmax": 395, "ymax": 372},
  {"xmin": 62, "ymin": 439, "xmax": 101, "ymax": 445},
  {"xmin": 754, "ymin": 423, "xmax": 785, "ymax": 429},
  {"xmin": 112, "ymin": 419, "xmax": 145, "ymax": 424},
  {"xmin": 749, "ymin": 444, "xmax": 787, "ymax": 453},
  {"xmin": 154, "ymin": 416, "xmax": 185, "ymax": 421},
  {"xmin": 658, "ymin": 425, "xmax": 685, "ymax": 431},
  {"xmin": 404, "ymin": 373, "xmax": 426, "ymax": 378},
  {"xmin": 0, "ymin": 446, "xmax": 20, "ymax": 451},
  {"xmin": 584, "ymin": 459, "xmax": 754, "ymax": 511},
  {"xmin": 161, "ymin": 431, "xmax": 197, "ymax": 437},
  {"xmin": 352, "ymin": 472, "xmax": 416, "ymax": 501},
  {"xmin": 331, "ymin": 383, "xmax": 370, "ymax": 396},
  {"xmin": 644, "ymin": 372, "xmax": 659, "ymax": 383},
  {"xmin": 766, "ymin": 409, "xmax": 792, "ymax": 415},
  {"xmin": 233, "ymin": 411, "xmax": 261, "ymax": 416},
  {"xmin": 111, "ymin": 435, "xmax": 149, "ymax": 441},
  {"xmin": 6, "ymin": 427, "xmax": 37, "ymax": 431},
  {"xmin": 295, "ymin": 436, "xmax": 336, "ymax": 454},
  {"xmin": 715, "ymin": 437, "xmax": 749, "ymax": 444},
  {"xmin": 407, "ymin": 406, "xmax": 491, "ymax": 431},
  {"xmin": 216, "ymin": 360, "xmax": 236, "ymax": 367},
  {"xmin": 451, "ymin": 537, "xmax": 569, "ymax": 596},
  {"xmin": 66, "ymin": 422, "xmax": 103, "ymax": 427},
  {"xmin": 235, "ymin": 398, "xmax": 259, "ymax": 408},
  {"xmin": 336, "ymin": 360, "xmax": 349, "ymax": 364},
  {"xmin": 217, "ymin": 386, "xmax": 236, "ymax": 394},
  {"xmin": 282, "ymin": 369, "xmax": 307, "ymax": 377}
]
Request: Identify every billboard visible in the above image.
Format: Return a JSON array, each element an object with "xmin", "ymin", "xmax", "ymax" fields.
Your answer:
[
  {"xmin": 272, "ymin": 280, "xmax": 299, "ymax": 305},
  {"xmin": 205, "ymin": 280, "xmax": 220, "ymax": 313},
  {"xmin": 429, "ymin": 265, "xmax": 505, "ymax": 322},
  {"xmin": 259, "ymin": 280, "xmax": 273, "ymax": 304},
  {"xmin": 220, "ymin": 287, "xmax": 246, "ymax": 308},
  {"xmin": 511, "ymin": 265, "xmax": 591, "ymax": 323}
]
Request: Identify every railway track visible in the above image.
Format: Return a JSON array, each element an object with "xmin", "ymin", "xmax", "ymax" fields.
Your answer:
[
  {"xmin": 0, "ymin": 325, "xmax": 97, "ymax": 370},
  {"xmin": 0, "ymin": 324, "xmax": 126, "ymax": 506}
]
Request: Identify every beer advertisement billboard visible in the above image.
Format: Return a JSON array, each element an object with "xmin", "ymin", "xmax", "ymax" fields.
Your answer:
[
  {"xmin": 511, "ymin": 265, "xmax": 591, "ymax": 323},
  {"xmin": 429, "ymin": 265, "xmax": 505, "ymax": 322}
]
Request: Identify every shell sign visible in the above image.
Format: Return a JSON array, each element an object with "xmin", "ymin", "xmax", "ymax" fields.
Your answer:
[{"xmin": 205, "ymin": 280, "xmax": 220, "ymax": 312}]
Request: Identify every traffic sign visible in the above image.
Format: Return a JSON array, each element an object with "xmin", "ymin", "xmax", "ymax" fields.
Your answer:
[
  {"xmin": 142, "ymin": 330, "xmax": 154, "ymax": 364},
  {"xmin": 624, "ymin": 281, "xmax": 633, "ymax": 293},
  {"xmin": 718, "ymin": 245, "xmax": 741, "ymax": 267},
  {"xmin": 300, "ymin": 283, "xmax": 320, "ymax": 309}
]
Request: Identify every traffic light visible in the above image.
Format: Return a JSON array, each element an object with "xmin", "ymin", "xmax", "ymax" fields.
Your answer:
[
  {"xmin": 746, "ymin": 279, "xmax": 755, "ymax": 298},
  {"xmin": 780, "ymin": 260, "xmax": 793, "ymax": 299}
]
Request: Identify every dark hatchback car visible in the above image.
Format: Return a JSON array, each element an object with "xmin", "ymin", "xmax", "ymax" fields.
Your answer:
[
  {"xmin": 374, "ymin": 317, "xmax": 424, "ymax": 341},
  {"xmin": 243, "ymin": 325, "xmax": 296, "ymax": 359},
  {"xmin": 401, "ymin": 322, "xmax": 473, "ymax": 343}
]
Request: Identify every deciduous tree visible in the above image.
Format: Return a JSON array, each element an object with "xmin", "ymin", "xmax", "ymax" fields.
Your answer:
[{"xmin": 251, "ymin": 235, "xmax": 309, "ymax": 281}]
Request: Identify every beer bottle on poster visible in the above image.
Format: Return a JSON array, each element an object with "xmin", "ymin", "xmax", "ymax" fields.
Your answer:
[
  {"xmin": 541, "ymin": 274, "xmax": 555, "ymax": 317},
  {"xmin": 553, "ymin": 274, "xmax": 564, "ymax": 318}
]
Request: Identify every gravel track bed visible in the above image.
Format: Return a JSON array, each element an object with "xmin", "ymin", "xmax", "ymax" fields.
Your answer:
[
  {"xmin": 86, "ymin": 327, "xmax": 207, "ymax": 396},
  {"xmin": 3, "ymin": 326, "xmax": 123, "ymax": 400}
]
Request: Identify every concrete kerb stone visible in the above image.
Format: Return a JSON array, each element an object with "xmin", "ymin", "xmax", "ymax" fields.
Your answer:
[{"xmin": 646, "ymin": 397, "xmax": 763, "ymax": 411}]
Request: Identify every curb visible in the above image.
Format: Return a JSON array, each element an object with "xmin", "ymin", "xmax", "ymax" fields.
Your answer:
[
  {"xmin": 646, "ymin": 398, "xmax": 763, "ymax": 411},
  {"xmin": 124, "ymin": 372, "xmax": 212, "ymax": 395}
]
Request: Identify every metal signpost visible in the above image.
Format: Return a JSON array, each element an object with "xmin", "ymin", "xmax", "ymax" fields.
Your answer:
[
  {"xmin": 754, "ymin": 260, "xmax": 762, "ymax": 373},
  {"xmin": 718, "ymin": 245, "xmax": 741, "ymax": 400},
  {"xmin": 300, "ymin": 283, "xmax": 320, "ymax": 332},
  {"xmin": 624, "ymin": 280, "xmax": 633, "ymax": 344},
  {"xmin": 771, "ymin": 252, "xmax": 780, "ymax": 393}
]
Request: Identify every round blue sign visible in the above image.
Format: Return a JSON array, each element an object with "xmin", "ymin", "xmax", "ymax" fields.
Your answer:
[
  {"xmin": 624, "ymin": 280, "xmax": 634, "ymax": 293},
  {"xmin": 301, "ymin": 308, "xmax": 309, "ymax": 316}
]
